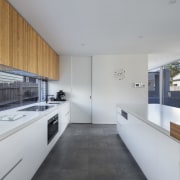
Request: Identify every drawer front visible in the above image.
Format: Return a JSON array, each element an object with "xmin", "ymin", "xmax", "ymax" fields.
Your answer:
[{"xmin": 0, "ymin": 132, "xmax": 23, "ymax": 179}]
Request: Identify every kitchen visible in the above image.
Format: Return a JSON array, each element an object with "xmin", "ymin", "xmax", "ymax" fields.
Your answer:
[{"xmin": 0, "ymin": 0, "xmax": 180, "ymax": 179}]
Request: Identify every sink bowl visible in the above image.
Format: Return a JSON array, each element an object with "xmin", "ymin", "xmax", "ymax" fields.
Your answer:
[
  {"xmin": 48, "ymin": 102, "xmax": 61, "ymax": 104},
  {"xmin": 19, "ymin": 105, "xmax": 53, "ymax": 111}
]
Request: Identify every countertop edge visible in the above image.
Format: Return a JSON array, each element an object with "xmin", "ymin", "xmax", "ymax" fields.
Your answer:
[
  {"xmin": 0, "ymin": 101, "xmax": 69, "ymax": 141},
  {"xmin": 116, "ymin": 104, "xmax": 180, "ymax": 144}
]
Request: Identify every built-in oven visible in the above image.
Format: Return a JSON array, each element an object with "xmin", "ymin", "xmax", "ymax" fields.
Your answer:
[{"xmin": 47, "ymin": 114, "xmax": 59, "ymax": 144}]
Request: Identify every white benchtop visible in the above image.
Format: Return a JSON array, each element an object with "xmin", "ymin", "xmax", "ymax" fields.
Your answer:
[
  {"xmin": 117, "ymin": 104, "xmax": 180, "ymax": 142},
  {"xmin": 0, "ymin": 101, "xmax": 67, "ymax": 141}
]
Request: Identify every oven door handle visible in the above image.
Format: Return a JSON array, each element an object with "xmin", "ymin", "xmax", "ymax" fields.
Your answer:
[{"xmin": 52, "ymin": 119, "xmax": 58, "ymax": 125}]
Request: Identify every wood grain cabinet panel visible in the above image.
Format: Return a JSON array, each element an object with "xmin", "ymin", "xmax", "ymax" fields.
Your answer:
[
  {"xmin": 37, "ymin": 36, "xmax": 49, "ymax": 78},
  {"xmin": 52, "ymin": 52, "xmax": 59, "ymax": 80},
  {"xmin": 48, "ymin": 47, "xmax": 54, "ymax": 79},
  {"xmin": 9, "ymin": 6, "xmax": 28, "ymax": 71},
  {"xmin": 0, "ymin": 0, "xmax": 10, "ymax": 66},
  {"xmin": 54, "ymin": 54, "xmax": 59, "ymax": 80},
  {"xmin": 1, "ymin": 0, "xmax": 59, "ymax": 80},
  {"xmin": 37, "ymin": 36, "xmax": 43, "ymax": 77},
  {"xmin": 51, "ymin": 52, "xmax": 59, "ymax": 80},
  {"xmin": 47, "ymin": 47, "xmax": 59, "ymax": 80},
  {"xmin": 44, "ymin": 42, "xmax": 49, "ymax": 78},
  {"xmin": 27, "ymin": 26, "xmax": 37, "ymax": 74},
  {"xmin": 23, "ymin": 20, "xmax": 28, "ymax": 71}
]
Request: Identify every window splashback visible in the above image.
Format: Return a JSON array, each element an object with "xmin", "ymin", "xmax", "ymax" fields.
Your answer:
[{"xmin": 0, "ymin": 71, "xmax": 47, "ymax": 111}]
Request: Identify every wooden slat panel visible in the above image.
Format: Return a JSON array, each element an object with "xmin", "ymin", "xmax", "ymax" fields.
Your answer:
[
  {"xmin": 1, "ymin": 0, "xmax": 59, "ymax": 80},
  {"xmin": 9, "ymin": 6, "xmax": 28, "ymax": 71},
  {"xmin": 48, "ymin": 47, "xmax": 54, "ymax": 79},
  {"xmin": 43, "ymin": 42, "xmax": 49, "ymax": 77},
  {"xmin": 27, "ymin": 26, "xmax": 37, "ymax": 74},
  {"xmin": 55, "ymin": 54, "xmax": 59, "ymax": 80},
  {"xmin": 170, "ymin": 122, "xmax": 180, "ymax": 141},
  {"xmin": 0, "ymin": 0, "xmax": 10, "ymax": 66},
  {"xmin": 37, "ymin": 36, "xmax": 43, "ymax": 76}
]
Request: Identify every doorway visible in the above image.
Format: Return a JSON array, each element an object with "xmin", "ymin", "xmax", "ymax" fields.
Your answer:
[{"xmin": 70, "ymin": 57, "xmax": 92, "ymax": 123}]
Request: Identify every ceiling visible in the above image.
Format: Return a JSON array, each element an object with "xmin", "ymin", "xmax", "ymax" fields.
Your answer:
[{"xmin": 8, "ymin": 0, "xmax": 180, "ymax": 56}]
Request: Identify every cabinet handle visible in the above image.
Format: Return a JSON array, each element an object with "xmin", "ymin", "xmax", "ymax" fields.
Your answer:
[
  {"xmin": 121, "ymin": 110, "xmax": 128, "ymax": 120},
  {"xmin": 52, "ymin": 120, "xmax": 58, "ymax": 125},
  {"xmin": 1, "ymin": 158, "xmax": 23, "ymax": 180}
]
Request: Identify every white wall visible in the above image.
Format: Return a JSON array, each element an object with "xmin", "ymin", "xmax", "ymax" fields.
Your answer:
[
  {"xmin": 70, "ymin": 56, "xmax": 92, "ymax": 123},
  {"xmin": 48, "ymin": 56, "xmax": 71, "ymax": 100},
  {"xmin": 49, "ymin": 54, "xmax": 148, "ymax": 124},
  {"xmin": 148, "ymin": 53, "xmax": 180, "ymax": 70},
  {"xmin": 92, "ymin": 55, "xmax": 148, "ymax": 124}
]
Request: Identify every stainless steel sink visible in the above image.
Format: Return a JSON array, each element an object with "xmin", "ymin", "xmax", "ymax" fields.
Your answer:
[
  {"xmin": 19, "ymin": 105, "xmax": 53, "ymax": 111},
  {"xmin": 48, "ymin": 102, "xmax": 61, "ymax": 104}
]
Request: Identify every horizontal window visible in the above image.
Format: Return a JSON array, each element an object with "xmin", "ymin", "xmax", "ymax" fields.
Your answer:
[
  {"xmin": 0, "ymin": 72, "xmax": 47, "ymax": 111},
  {"xmin": 149, "ymin": 60, "xmax": 180, "ymax": 108}
]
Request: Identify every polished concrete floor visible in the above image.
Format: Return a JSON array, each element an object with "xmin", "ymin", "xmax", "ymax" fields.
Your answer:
[{"xmin": 32, "ymin": 124, "xmax": 147, "ymax": 180}]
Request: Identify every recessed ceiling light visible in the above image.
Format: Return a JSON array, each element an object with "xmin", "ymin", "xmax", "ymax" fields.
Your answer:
[
  {"xmin": 138, "ymin": 35, "xmax": 144, "ymax": 39},
  {"xmin": 81, "ymin": 43, "xmax": 86, "ymax": 47},
  {"xmin": 169, "ymin": 0, "xmax": 176, "ymax": 4}
]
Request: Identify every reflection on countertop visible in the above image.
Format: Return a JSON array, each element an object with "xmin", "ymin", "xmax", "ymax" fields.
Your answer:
[{"xmin": 117, "ymin": 103, "xmax": 180, "ymax": 134}]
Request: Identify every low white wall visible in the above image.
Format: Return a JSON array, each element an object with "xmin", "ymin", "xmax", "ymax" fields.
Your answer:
[{"xmin": 92, "ymin": 55, "xmax": 148, "ymax": 124}]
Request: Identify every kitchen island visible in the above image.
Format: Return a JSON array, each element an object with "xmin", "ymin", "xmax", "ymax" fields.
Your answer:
[
  {"xmin": 0, "ymin": 101, "xmax": 70, "ymax": 180},
  {"xmin": 117, "ymin": 104, "xmax": 180, "ymax": 180}
]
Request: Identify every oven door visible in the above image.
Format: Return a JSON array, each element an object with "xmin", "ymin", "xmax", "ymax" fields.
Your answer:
[{"xmin": 48, "ymin": 114, "xmax": 59, "ymax": 144}]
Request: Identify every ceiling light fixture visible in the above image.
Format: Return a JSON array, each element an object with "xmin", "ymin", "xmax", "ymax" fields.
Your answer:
[
  {"xmin": 138, "ymin": 35, "xmax": 144, "ymax": 39},
  {"xmin": 169, "ymin": 0, "xmax": 176, "ymax": 4},
  {"xmin": 81, "ymin": 43, "xmax": 86, "ymax": 47}
]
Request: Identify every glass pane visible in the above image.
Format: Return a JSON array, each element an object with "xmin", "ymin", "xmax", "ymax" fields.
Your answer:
[
  {"xmin": 163, "ymin": 61, "xmax": 180, "ymax": 108},
  {"xmin": 148, "ymin": 69, "xmax": 160, "ymax": 104},
  {"xmin": 0, "ymin": 72, "xmax": 45, "ymax": 111},
  {"xmin": 39, "ymin": 80, "xmax": 47, "ymax": 102}
]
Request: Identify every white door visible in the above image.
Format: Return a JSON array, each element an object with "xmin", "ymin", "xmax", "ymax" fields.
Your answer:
[{"xmin": 71, "ymin": 57, "xmax": 92, "ymax": 123}]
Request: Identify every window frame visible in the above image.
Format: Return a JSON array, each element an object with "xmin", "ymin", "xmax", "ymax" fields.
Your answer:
[{"xmin": 149, "ymin": 60, "xmax": 180, "ymax": 108}]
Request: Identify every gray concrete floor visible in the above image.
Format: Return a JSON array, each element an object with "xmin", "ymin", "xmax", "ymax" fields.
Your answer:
[{"xmin": 32, "ymin": 124, "xmax": 147, "ymax": 180}]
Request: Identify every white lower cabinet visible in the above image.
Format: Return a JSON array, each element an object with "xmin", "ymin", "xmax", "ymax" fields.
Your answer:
[
  {"xmin": 0, "ymin": 130, "xmax": 24, "ymax": 180},
  {"xmin": 21, "ymin": 112, "xmax": 52, "ymax": 180},
  {"xmin": 59, "ymin": 102, "xmax": 70, "ymax": 135},
  {"xmin": 0, "ymin": 103, "xmax": 70, "ymax": 180},
  {"xmin": 1, "ymin": 159, "xmax": 24, "ymax": 180},
  {"xmin": 156, "ymin": 132, "xmax": 180, "ymax": 180},
  {"xmin": 117, "ymin": 107, "xmax": 180, "ymax": 180}
]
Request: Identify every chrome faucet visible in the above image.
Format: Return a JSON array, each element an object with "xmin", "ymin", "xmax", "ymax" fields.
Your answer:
[{"xmin": 46, "ymin": 95, "xmax": 54, "ymax": 104}]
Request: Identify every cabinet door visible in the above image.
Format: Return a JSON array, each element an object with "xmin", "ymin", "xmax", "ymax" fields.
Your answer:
[
  {"xmin": 21, "ymin": 116, "xmax": 47, "ymax": 179},
  {"xmin": 43, "ymin": 41, "xmax": 49, "ymax": 77},
  {"xmin": 27, "ymin": 26, "xmax": 37, "ymax": 74},
  {"xmin": 55, "ymin": 54, "xmax": 59, "ymax": 80},
  {"xmin": 59, "ymin": 102, "xmax": 70, "ymax": 135},
  {"xmin": 23, "ymin": 20, "xmax": 28, "ymax": 70},
  {"xmin": 0, "ymin": 130, "xmax": 24, "ymax": 180},
  {"xmin": 9, "ymin": 6, "xmax": 28, "ymax": 71},
  {"xmin": 37, "ymin": 36, "xmax": 49, "ymax": 77},
  {"xmin": 37, "ymin": 36, "xmax": 43, "ymax": 76},
  {"xmin": 48, "ymin": 47, "xmax": 53, "ymax": 79},
  {"xmin": 48, "ymin": 49, "xmax": 59, "ymax": 80},
  {"xmin": 0, "ymin": 0, "xmax": 10, "ymax": 66}
]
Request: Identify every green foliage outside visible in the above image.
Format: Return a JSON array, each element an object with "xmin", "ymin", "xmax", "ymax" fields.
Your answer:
[{"xmin": 167, "ymin": 61, "xmax": 180, "ymax": 84}]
